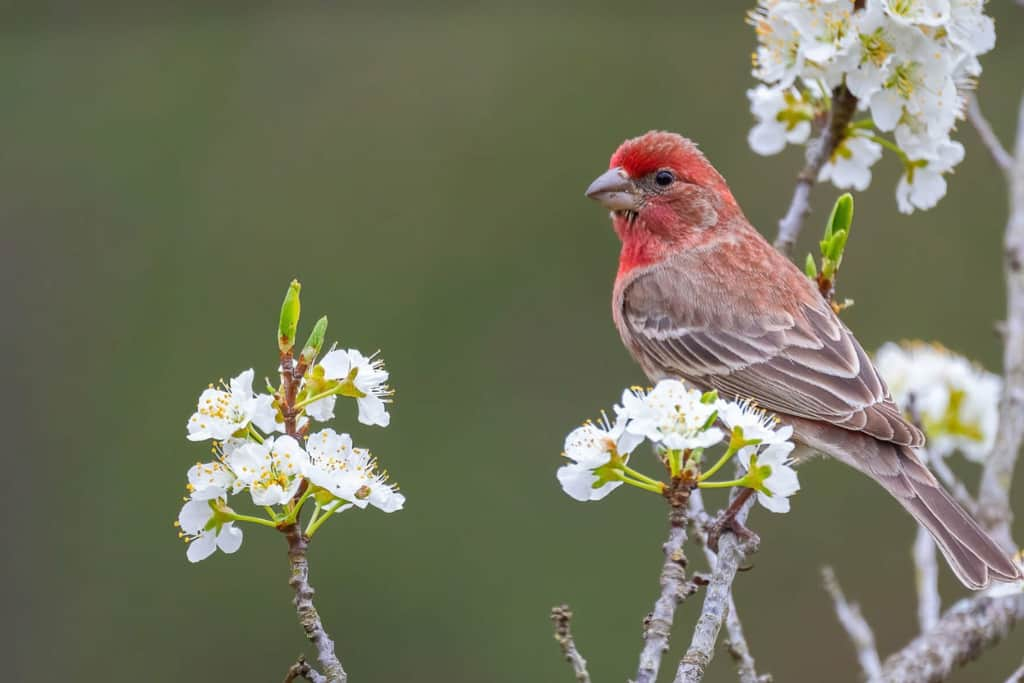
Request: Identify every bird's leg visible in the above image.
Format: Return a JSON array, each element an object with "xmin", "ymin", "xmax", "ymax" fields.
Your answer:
[{"xmin": 705, "ymin": 488, "xmax": 758, "ymax": 554}]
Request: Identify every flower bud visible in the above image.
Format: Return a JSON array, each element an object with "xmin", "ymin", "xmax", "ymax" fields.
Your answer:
[
  {"xmin": 278, "ymin": 279, "xmax": 301, "ymax": 354},
  {"xmin": 299, "ymin": 316, "xmax": 328, "ymax": 367}
]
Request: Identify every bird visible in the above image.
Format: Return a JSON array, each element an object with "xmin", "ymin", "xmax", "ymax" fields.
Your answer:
[{"xmin": 585, "ymin": 130, "xmax": 1021, "ymax": 590}]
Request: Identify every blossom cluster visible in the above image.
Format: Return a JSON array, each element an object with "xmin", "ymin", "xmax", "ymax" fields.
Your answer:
[
  {"xmin": 557, "ymin": 380, "xmax": 801, "ymax": 513},
  {"xmin": 176, "ymin": 291, "xmax": 403, "ymax": 562},
  {"xmin": 875, "ymin": 341, "xmax": 1000, "ymax": 462},
  {"xmin": 747, "ymin": 0, "xmax": 995, "ymax": 212}
]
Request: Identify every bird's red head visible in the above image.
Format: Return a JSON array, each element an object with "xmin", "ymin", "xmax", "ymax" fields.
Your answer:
[{"xmin": 586, "ymin": 131, "xmax": 741, "ymax": 277}]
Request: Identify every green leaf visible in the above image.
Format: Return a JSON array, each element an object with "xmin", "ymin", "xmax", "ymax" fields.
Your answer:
[
  {"xmin": 804, "ymin": 253, "xmax": 818, "ymax": 278},
  {"xmin": 299, "ymin": 315, "xmax": 328, "ymax": 366}
]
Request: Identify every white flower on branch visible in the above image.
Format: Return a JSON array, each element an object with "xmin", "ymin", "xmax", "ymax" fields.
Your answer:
[
  {"xmin": 895, "ymin": 140, "xmax": 964, "ymax": 213},
  {"xmin": 875, "ymin": 341, "xmax": 1000, "ymax": 461},
  {"xmin": 818, "ymin": 135, "xmax": 884, "ymax": 190},
  {"xmin": 306, "ymin": 428, "xmax": 405, "ymax": 512},
  {"xmin": 619, "ymin": 380, "xmax": 723, "ymax": 451},
  {"xmin": 319, "ymin": 348, "xmax": 393, "ymax": 427},
  {"xmin": 747, "ymin": 84, "xmax": 815, "ymax": 155},
  {"xmin": 186, "ymin": 460, "xmax": 235, "ymax": 501},
  {"xmin": 715, "ymin": 399, "xmax": 793, "ymax": 454},
  {"xmin": 226, "ymin": 435, "xmax": 310, "ymax": 506},
  {"xmin": 747, "ymin": 0, "xmax": 995, "ymax": 212},
  {"xmin": 557, "ymin": 416, "xmax": 642, "ymax": 501},
  {"xmin": 186, "ymin": 369, "xmax": 277, "ymax": 441},
  {"xmin": 740, "ymin": 442, "xmax": 801, "ymax": 513},
  {"xmin": 178, "ymin": 498, "xmax": 243, "ymax": 563}
]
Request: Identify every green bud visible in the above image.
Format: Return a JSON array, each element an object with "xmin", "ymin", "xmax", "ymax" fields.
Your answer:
[
  {"xmin": 278, "ymin": 279, "xmax": 301, "ymax": 354},
  {"xmin": 825, "ymin": 192, "xmax": 854, "ymax": 241},
  {"xmin": 804, "ymin": 253, "xmax": 818, "ymax": 279},
  {"xmin": 700, "ymin": 389, "xmax": 719, "ymax": 404},
  {"xmin": 299, "ymin": 316, "xmax": 328, "ymax": 366}
]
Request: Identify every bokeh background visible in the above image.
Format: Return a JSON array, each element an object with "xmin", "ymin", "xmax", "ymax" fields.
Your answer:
[{"xmin": 5, "ymin": 2, "xmax": 1024, "ymax": 681}]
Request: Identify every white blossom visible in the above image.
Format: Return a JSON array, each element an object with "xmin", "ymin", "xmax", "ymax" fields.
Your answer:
[
  {"xmin": 875, "ymin": 341, "xmax": 1000, "ymax": 461},
  {"xmin": 178, "ymin": 498, "xmax": 243, "ymax": 563},
  {"xmin": 740, "ymin": 442, "xmax": 801, "ymax": 513},
  {"xmin": 306, "ymin": 428, "xmax": 405, "ymax": 512},
  {"xmin": 319, "ymin": 348, "xmax": 392, "ymax": 427},
  {"xmin": 895, "ymin": 140, "xmax": 964, "ymax": 213},
  {"xmin": 619, "ymin": 380, "xmax": 723, "ymax": 452},
  {"xmin": 226, "ymin": 435, "xmax": 310, "ymax": 506},
  {"xmin": 187, "ymin": 369, "xmax": 277, "ymax": 441},
  {"xmin": 715, "ymin": 399, "xmax": 793, "ymax": 455},
  {"xmin": 747, "ymin": 85, "xmax": 814, "ymax": 155},
  {"xmin": 818, "ymin": 135, "xmax": 883, "ymax": 190},
  {"xmin": 186, "ymin": 460, "xmax": 235, "ymax": 501},
  {"xmin": 557, "ymin": 416, "xmax": 642, "ymax": 502}
]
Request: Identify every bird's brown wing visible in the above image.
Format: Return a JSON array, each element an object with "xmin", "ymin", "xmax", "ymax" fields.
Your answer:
[{"xmin": 621, "ymin": 264, "xmax": 924, "ymax": 447}]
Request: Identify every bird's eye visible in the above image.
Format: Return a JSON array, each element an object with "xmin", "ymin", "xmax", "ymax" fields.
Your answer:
[{"xmin": 655, "ymin": 170, "xmax": 675, "ymax": 187}]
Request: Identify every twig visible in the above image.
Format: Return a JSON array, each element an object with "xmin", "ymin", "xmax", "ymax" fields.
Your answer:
[
  {"xmin": 821, "ymin": 566, "xmax": 882, "ymax": 681},
  {"xmin": 285, "ymin": 655, "xmax": 327, "ymax": 683},
  {"xmin": 880, "ymin": 594, "xmax": 1024, "ymax": 680},
  {"xmin": 976, "ymin": 91, "xmax": 1024, "ymax": 552},
  {"xmin": 1006, "ymin": 660, "xmax": 1024, "ymax": 683},
  {"xmin": 551, "ymin": 605, "xmax": 592, "ymax": 683},
  {"xmin": 774, "ymin": 86, "xmax": 859, "ymax": 255},
  {"xmin": 912, "ymin": 527, "xmax": 941, "ymax": 633},
  {"xmin": 675, "ymin": 491, "xmax": 759, "ymax": 683},
  {"xmin": 635, "ymin": 494, "xmax": 696, "ymax": 683},
  {"xmin": 967, "ymin": 94, "xmax": 1013, "ymax": 174},
  {"xmin": 688, "ymin": 492, "xmax": 770, "ymax": 683},
  {"xmin": 284, "ymin": 523, "xmax": 347, "ymax": 683}
]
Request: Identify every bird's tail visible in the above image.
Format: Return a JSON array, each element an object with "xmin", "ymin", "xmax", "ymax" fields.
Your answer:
[
  {"xmin": 790, "ymin": 417, "xmax": 1021, "ymax": 590},
  {"xmin": 883, "ymin": 445, "xmax": 1020, "ymax": 590}
]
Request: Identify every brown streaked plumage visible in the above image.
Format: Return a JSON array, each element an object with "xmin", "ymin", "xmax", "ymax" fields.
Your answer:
[{"xmin": 586, "ymin": 130, "xmax": 1021, "ymax": 590}]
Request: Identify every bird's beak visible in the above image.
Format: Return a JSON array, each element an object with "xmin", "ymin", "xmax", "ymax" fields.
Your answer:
[{"xmin": 585, "ymin": 167, "xmax": 641, "ymax": 212}]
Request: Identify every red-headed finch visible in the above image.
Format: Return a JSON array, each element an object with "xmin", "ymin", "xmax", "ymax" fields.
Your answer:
[{"xmin": 585, "ymin": 130, "xmax": 1021, "ymax": 590}]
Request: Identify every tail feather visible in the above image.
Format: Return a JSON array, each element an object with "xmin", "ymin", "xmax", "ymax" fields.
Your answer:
[{"xmin": 789, "ymin": 417, "xmax": 1022, "ymax": 590}]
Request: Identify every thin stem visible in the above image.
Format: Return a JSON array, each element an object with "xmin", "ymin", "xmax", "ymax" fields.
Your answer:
[
  {"xmin": 622, "ymin": 464, "xmax": 665, "ymax": 487},
  {"xmin": 286, "ymin": 487, "xmax": 316, "ymax": 524},
  {"xmin": 265, "ymin": 506, "xmax": 281, "ymax": 523},
  {"xmin": 228, "ymin": 512, "xmax": 281, "ymax": 529},
  {"xmin": 698, "ymin": 446, "xmax": 739, "ymax": 482},
  {"xmin": 306, "ymin": 500, "xmax": 347, "ymax": 538},
  {"xmin": 294, "ymin": 386, "xmax": 341, "ymax": 411},
  {"xmin": 821, "ymin": 566, "xmax": 882, "ymax": 680},
  {"xmin": 248, "ymin": 424, "xmax": 265, "ymax": 444},
  {"xmin": 622, "ymin": 477, "xmax": 667, "ymax": 494},
  {"xmin": 967, "ymin": 94, "xmax": 1013, "ymax": 173},
  {"xmin": 698, "ymin": 478, "xmax": 748, "ymax": 490}
]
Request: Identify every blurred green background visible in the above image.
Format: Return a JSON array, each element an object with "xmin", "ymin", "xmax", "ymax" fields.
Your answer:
[{"xmin": 5, "ymin": 2, "xmax": 1024, "ymax": 681}]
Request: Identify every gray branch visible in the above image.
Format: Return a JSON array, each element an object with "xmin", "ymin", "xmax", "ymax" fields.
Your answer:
[
  {"xmin": 976, "ymin": 91, "xmax": 1024, "ymax": 553},
  {"xmin": 551, "ymin": 605, "xmax": 592, "ymax": 683},
  {"xmin": 822, "ymin": 566, "xmax": 882, "ymax": 681},
  {"xmin": 1005, "ymin": 660, "xmax": 1024, "ymax": 683},
  {"xmin": 688, "ymin": 491, "xmax": 770, "ymax": 683},
  {"xmin": 674, "ymin": 492, "xmax": 759, "ymax": 683},
  {"xmin": 774, "ymin": 86, "xmax": 859, "ymax": 255},
  {"xmin": 285, "ymin": 524, "xmax": 347, "ymax": 683},
  {"xmin": 912, "ymin": 526, "xmax": 941, "ymax": 633},
  {"xmin": 967, "ymin": 94, "xmax": 1014, "ymax": 174},
  {"xmin": 636, "ymin": 503, "xmax": 696, "ymax": 683},
  {"xmin": 880, "ymin": 594, "xmax": 1024, "ymax": 680},
  {"xmin": 285, "ymin": 655, "xmax": 327, "ymax": 683}
]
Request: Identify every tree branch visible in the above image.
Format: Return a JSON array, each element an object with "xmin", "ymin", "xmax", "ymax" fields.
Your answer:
[
  {"xmin": 284, "ymin": 524, "xmax": 347, "ymax": 683},
  {"xmin": 674, "ymin": 491, "xmax": 759, "ymax": 683},
  {"xmin": 285, "ymin": 655, "xmax": 327, "ymax": 683},
  {"xmin": 821, "ymin": 566, "xmax": 882, "ymax": 681},
  {"xmin": 551, "ymin": 605, "xmax": 592, "ymax": 683},
  {"xmin": 976, "ymin": 90, "xmax": 1024, "ymax": 552},
  {"xmin": 1005, "ymin": 660, "xmax": 1024, "ymax": 683},
  {"xmin": 912, "ymin": 527, "xmax": 941, "ymax": 633},
  {"xmin": 774, "ymin": 86, "xmax": 859, "ymax": 255},
  {"xmin": 688, "ymin": 491, "xmax": 770, "ymax": 683},
  {"xmin": 635, "ymin": 495, "xmax": 698, "ymax": 683},
  {"xmin": 880, "ymin": 594, "xmax": 1024, "ymax": 681},
  {"xmin": 967, "ymin": 94, "xmax": 1014, "ymax": 174}
]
